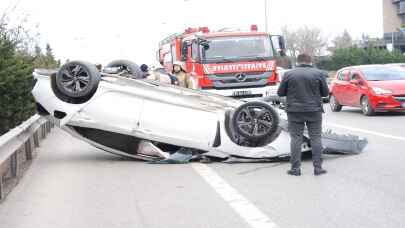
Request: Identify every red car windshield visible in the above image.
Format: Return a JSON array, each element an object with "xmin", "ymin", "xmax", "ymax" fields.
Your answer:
[
  {"xmin": 362, "ymin": 67, "xmax": 405, "ymax": 81},
  {"xmin": 202, "ymin": 36, "xmax": 274, "ymax": 63}
]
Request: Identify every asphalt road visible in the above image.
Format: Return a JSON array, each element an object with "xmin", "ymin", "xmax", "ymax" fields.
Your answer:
[{"xmin": 1, "ymin": 106, "xmax": 405, "ymax": 228}]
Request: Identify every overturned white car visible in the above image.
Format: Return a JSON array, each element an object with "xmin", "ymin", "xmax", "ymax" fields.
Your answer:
[{"xmin": 32, "ymin": 60, "xmax": 367, "ymax": 162}]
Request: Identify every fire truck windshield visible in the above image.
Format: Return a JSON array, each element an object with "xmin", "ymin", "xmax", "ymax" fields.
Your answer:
[{"xmin": 202, "ymin": 36, "xmax": 274, "ymax": 63}]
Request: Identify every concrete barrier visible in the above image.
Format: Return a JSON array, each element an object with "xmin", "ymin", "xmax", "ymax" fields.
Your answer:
[{"xmin": 0, "ymin": 115, "xmax": 53, "ymax": 201}]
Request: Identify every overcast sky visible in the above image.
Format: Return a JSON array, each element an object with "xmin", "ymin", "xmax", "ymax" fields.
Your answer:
[{"xmin": 1, "ymin": 0, "xmax": 383, "ymax": 66}]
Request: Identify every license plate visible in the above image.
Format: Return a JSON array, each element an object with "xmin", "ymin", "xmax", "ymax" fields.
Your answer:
[{"xmin": 233, "ymin": 90, "xmax": 252, "ymax": 96}]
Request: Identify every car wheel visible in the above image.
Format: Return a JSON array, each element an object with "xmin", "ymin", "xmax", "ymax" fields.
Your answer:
[
  {"xmin": 53, "ymin": 61, "xmax": 100, "ymax": 103},
  {"xmin": 106, "ymin": 60, "xmax": 142, "ymax": 78},
  {"xmin": 361, "ymin": 96, "xmax": 375, "ymax": 116},
  {"xmin": 329, "ymin": 94, "xmax": 342, "ymax": 112},
  {"xmin": 231, "ymin": 102, "xmax": 279, "ymax": 142}
]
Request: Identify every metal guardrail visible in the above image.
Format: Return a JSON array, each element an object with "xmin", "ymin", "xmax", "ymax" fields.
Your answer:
[{"xmin": 0, "ymin": 115, "xmax": 53, "ymax": 201}]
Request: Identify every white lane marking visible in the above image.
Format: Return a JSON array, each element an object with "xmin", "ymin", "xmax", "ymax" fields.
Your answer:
[
  {"xmin": 191, "ymin": 163, "xmax": 279, "ymax": 228},
  {"xmin": 326, "ymin": 122, "xmax": 405, "ymax": 141}
]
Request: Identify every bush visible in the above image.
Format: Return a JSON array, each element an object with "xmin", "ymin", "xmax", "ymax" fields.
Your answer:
[{"xmin": 317, "ymin": 47, "xmax": 405, "ymax": 71}]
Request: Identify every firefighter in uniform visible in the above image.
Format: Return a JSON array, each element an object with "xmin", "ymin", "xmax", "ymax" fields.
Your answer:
[{"xmin": 171, "ymin": 61, "xmax": 192, "ymax": 88}]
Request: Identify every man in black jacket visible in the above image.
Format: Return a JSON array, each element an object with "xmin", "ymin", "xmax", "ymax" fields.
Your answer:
[{"xmin": 277, "ymin": 54, "xmax": 329, "ymax": 176}]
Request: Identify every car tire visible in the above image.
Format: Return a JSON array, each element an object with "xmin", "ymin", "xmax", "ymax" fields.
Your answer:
[
  {"xmin": 329, "ymin": 94, "xmax": 342, "ymax": 112},
  {"xmin": 231, "ymin": 102, "xmax": 279, "ymax": 142},
  {"xmin": 361, "ymin": 96, "xmax": 375, "ymax": 116},
  {"xmin": 52, "ymin": 60, "xmax": 100, "ymax": 104},
  {"xmin": 106, "ymin": 60, "xmax": 142, "ymax": 78}
]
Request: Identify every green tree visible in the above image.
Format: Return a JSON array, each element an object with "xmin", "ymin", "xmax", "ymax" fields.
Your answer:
[
  {"xmin": 0, "ymin": 12, "xmax": 60, "ymax": 135},
  {"xmin": 45, "ymin": 43, "xmax": 58, "ymax": 67},
  {"xmin": 33, "ymin": 43, "xmax": 59, "ymax": 68},
  {"xmin": 0, "ymin": 32, "xmax": 35, "ymax": 134}
]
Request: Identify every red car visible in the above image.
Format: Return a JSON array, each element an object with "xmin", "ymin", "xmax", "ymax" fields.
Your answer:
[{"xmin": 329, "ymin": 65, "xmax": 405, "ymax": 116}]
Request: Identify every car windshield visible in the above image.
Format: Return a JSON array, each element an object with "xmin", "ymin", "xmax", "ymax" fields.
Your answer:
[
  {"xmin": 202, "ymin": 36, "xmax": 274, "ymax": 63},
  {"xmin": 362, "ymin": 67, "xmax": 405, "ymax": 81}
]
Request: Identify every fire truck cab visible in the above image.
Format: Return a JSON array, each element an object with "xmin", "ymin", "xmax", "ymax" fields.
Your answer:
[{"xmin": 157, "ymin": 25, "xmax": 287, "ymax": 99}]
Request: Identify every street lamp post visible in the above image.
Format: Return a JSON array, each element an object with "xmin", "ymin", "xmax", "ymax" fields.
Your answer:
[{"xmin": 184, "ymin": 0, "xmax": 193, "ymax": 28}]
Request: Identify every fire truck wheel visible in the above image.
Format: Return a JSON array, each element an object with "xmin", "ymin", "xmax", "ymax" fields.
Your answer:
[
  {"xmin": 106, "ymin": 59, "xmax": 142, "ymax": 78},
  {"xmin": 231, "ymin": 101, "xmax": 279, "ymax": 141},
  {"xmin": 52, "ymin": 60, "xmax": 100, "ymax": 104}
]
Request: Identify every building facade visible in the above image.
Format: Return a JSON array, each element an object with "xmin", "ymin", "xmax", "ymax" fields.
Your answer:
[{"xmin": 383, "ymin": 0, "xmax": 405, "ymax": 52}]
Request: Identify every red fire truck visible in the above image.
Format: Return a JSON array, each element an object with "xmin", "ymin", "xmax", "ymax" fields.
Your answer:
[{"xmin": 157, "ymin": 25, "xmax": 288, "ymax": 99}]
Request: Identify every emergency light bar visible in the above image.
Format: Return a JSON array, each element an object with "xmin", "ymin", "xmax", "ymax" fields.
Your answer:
[
  {"xmin": 184, "ymin": 27, "xmax": 209, "ymax": 34},
  {"xmin": 251, "ymin": 24, "xmax": 258, "ymax": 31},
  {"xmin": 185, "ymin": 24, "xmax": 259, "ymax": 34}
]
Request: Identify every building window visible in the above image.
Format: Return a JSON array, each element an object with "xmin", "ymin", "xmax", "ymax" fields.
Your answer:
[{"xmin": 400, "ymin": 1, "xmax": 405, "ymax": 14}]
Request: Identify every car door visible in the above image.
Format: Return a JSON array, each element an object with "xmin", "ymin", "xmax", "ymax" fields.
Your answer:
[
  {"xmin": 138, "ymin": 93, "xmax": 219, "ymax": 150},
  {"xmin": 79, "ymin": 90, "xmax": 144, "ymax": 133},
  {"xmin": 332, "ymin": 69, "xmax": 350, "ymax": 105},
  {"xmin": 346, "ymin": 71, "xmax": 363, "ymax": 106}
]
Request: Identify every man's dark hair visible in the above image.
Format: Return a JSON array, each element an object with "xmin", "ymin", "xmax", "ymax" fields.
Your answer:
[
  {"xmin": 296, "ymin": 54, "xmax": 312, "ymax": 65},
  {"xmin": 140, "ymin": 64, "xmax": 149, "ymax": 72}
]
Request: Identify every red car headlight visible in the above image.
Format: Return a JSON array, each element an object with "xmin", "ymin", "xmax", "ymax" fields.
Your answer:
[{"xmin": 372, "ymin": 87, "xmax": 393, "ymax": 95}]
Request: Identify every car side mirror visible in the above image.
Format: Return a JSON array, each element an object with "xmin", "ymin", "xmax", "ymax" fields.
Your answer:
[
  {"xmin": 181, "ymin": 45, "xmax": 188, "ymax": 61},
  {"xmin": 198, "ymin": 39, "xmax": 210, "ymax": 50},
  {"xmin": 271, "ymin": 35, "xmax": 286, "ymax": 56},
  {"xmin": 278, "ymin": 36, "xmax": 286, "ymax": 50},
  {"xmin": 202, "ymin": 43, "xmax": 210, "ymax": 50}
]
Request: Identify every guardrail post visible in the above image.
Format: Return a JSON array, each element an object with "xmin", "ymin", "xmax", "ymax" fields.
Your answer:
[
  {"xmin": 41, "ymin": 125, "xmax": 46, "ymax": 139},
  {"xmin": 10, "ymin": 152, "xmax": 18, "ymax": 178},
  {"xmin": 0, "ymin": 176, "xmax": 3, "ymax": 200},
  {"xmin": 46, "ymin": 122, "xmax": 51, "ymax": 133},
  {"xmin": 33, "ymin": 131, "xmax": 40, "ymax": 147},
  {"xmin": 25, "ymin": 138, "xmax": 33, "ymax": 160}
]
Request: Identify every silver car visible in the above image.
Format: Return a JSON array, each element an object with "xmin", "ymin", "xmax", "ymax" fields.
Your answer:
[
  {"xmin": 32, "ymin": 60, "xmax": 366, "ymax": 162},
  {"xmin": 32, "ymin": 60, "xmax": 299, "ymax": 161}
]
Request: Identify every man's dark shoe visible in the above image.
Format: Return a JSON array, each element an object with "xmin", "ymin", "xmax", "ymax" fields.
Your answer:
[
  {"xmin": 287, "ymin": 169, "xmax": 301, "ymax": 176},
  {"xmin": 314, "ymin": 168, "xmax": 327, "ymax": 176}
]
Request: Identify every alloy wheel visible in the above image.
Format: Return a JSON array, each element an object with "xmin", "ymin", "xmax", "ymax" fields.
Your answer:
[{"xmin": 235, "ymin": 105, "xmax": 274, "ymax": 138}]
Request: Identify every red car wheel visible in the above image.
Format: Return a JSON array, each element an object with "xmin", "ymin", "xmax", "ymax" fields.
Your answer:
[
  {"xmin": 361, "ymin": 96, "xmax": 375, "ymax": 116},
  {"xmin": 329, "ymin": 94, "xmax": 342, "ymax": 112}
]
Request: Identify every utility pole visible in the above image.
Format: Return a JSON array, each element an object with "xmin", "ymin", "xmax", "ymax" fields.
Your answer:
[
  {"xmin": 264, "ymin": 0, "xmax": 268, "ymax": 33},
  {"xmin": 184, "ymin": 0, "xmax": 192, "ymax": 28}
]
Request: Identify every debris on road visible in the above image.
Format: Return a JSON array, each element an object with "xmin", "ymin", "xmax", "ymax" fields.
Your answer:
[{"xmin": 322, "ymin": 130, "xmax": 368, "ymax": 154}]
